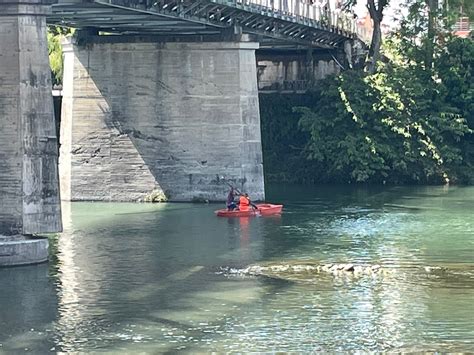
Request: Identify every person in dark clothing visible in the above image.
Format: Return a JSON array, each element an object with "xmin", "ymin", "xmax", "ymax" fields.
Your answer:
[{"xmin": 226, "ymin": 187, "xmax": 237, "ymax": 211}]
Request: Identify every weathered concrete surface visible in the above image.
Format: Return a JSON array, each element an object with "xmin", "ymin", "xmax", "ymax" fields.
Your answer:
[
  {"xmin": 0, "ymin": 0, "xmax": 62, "ymax": 236},
  {"xmin": 60, "ymin": 38, "xmax": 265, "ymax": 202},
  {"xmin": 0, "ymin": 235, "xmax": 49, "ymax": 266}
]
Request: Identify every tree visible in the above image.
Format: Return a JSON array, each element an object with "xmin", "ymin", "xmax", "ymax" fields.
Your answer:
[
  {"xmin": 296, "ymin": 67, "xmax": 469, "ymax": 184},
  {"xmin": 47, "ymin": 26, "xmax": 73, "ymax": 86},
  {"xmin": 343, "ymin": 0, "xmax": 390, "ymax": 73},
  {"xmin": 436, "ymin": 37, "xmax": 474, "ymax": 182},
  {"xmin": 425, "ymin": 0, "xmax": 438, "ymax": 69},
  {"xmin": 291, "ymin": 0, "xmax": 473, "ymax": 185},
  {"xmin": 367, "ymin": 0, "xmax": 389, "ymax": 73},
  {"xmin": 447, "ymin": 0, "xmax": 474, "ymax": 21}
]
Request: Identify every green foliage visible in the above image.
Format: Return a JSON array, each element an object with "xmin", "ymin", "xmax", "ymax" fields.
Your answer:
[
  {"xmin": 436, "ymin": 37, "xmax": 474, "ymax": 182},
  {"xmin": 296, "ymin": 66, "xmax": 469, "ymax": 184},
  {"xmin": 47, "ymin": 26, "xmax": 73, "ymax": 86},
  {"xmin": 47, "ymin": 30, "xmax": 62, "ymax": 86},
  {"xmin": 448, "ymin": 0, "xmax": 474, "ymax": 21},
  {"xmin": 436, "ymin": 37, "xmax": 474, "ymax": 128},
  {"xmin": 261, "ymin": 38, "xmax": 473, "ymax": 184},
  {"xmin": 261, "ymin": 0, "xmax": 473, "ymax": 185},
  {"xmin": 143, "ymin": 189, "xmax": 168, "ymax": 203}
]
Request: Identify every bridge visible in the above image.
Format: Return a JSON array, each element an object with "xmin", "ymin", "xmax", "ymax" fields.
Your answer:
[
  {"xmin": 0, "ymin": 0, "xmax": 359, "ymax": 264},
  {"xmin": 48, "ymin": 0, "xmax": 358, "ymax": 48}
]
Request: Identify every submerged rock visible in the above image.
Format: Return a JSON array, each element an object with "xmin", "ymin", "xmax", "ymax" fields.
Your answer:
[
  {"xmin": 221, "ymin": 260, "xmax": 474, "ymax": 285},
  {"xmin": 231, "ymin": 261, "xmax": 391, "ymax": 281}
]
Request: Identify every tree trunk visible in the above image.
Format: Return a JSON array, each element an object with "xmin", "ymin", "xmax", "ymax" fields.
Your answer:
[
  {"xmin": 366, "ymin": 0, "xmax": 387, "ymax": 74},
  {"xmin": 425, "ymin": 0, "xmax": 438, "ymax": 70},
  {"xmin": 368, "ymin": 16, "xmax": 382, "ymax": 73}
]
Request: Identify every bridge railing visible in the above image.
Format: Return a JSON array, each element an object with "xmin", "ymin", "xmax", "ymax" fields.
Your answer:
[
  {"xmin": 258, "ymin": 79, "xmax": 311, "ymax": 92},
  {"xmin": 233, "ymin": 0, "xmax": 357, "ymax": 35}
]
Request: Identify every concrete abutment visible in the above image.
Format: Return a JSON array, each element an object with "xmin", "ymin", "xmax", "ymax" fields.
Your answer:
[
  {"xmin": 59, "ymin": 37, "xmax": 265, "ymax": 202},
  {"xmin": 0, "ymin": 0, "xmax": 62, "ymax": 265}
]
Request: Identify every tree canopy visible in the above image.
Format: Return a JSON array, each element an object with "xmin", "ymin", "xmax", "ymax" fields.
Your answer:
[
  {"xmin": 47, "ymin": 26, "xmax": 73, "ymax": 86},
  {"xmin": 271, "ymin": 0, "xmax": 474, "ymax": 185}
]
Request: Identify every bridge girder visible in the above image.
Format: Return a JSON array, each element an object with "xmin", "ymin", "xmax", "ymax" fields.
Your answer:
[{"xmin": 48, "ymin": 0, "xmax": 357, "ymax": 48}]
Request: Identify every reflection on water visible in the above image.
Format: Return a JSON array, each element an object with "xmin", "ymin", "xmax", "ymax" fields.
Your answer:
[{"xmin": 0, "ymin": 185, "xmax": 473, "ymax": 352}]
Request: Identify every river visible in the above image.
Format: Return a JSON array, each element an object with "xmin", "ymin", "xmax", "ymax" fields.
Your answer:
[{"xmin": 1, "ymin": 184, "xmax": 473, "ymax": 352}]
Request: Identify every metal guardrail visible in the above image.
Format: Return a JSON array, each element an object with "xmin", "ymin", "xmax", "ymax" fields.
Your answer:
[
  {"xmin": 259, "ymin": 79, "xmax": 311, "ymax": 92},
  {"xmin": 50, "ymin": 0, "xmax": 359, "ymax": 47},
  {"xmin": 232, "ymin": 0, "xmax": 357, "ymax": 35},
  {"xmin": 133, "ymin": 0, "xmax": 358, "ymax": 45}
]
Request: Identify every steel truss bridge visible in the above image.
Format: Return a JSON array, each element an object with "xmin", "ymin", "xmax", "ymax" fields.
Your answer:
[{"xmin": 48, "ymin": 0, "xmax": 359, "ymax": 48}]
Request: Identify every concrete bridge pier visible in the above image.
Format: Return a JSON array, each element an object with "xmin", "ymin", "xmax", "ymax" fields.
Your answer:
[
  {"xmin": 0, "ymin": 0, "xmax": 62, "ymax": 265},
  {"xmin": 59, "ymin": 37, "xmax": 265, "ymax": 202}
]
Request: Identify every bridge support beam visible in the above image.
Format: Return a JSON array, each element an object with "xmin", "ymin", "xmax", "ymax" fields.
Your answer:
[
  {"xmin": 60, "ymin": 38, "xmax": 265, "ymax": 202},
  {"xmin": 0, "ymin": 0, "xmax": 62, "ymax": 265}
]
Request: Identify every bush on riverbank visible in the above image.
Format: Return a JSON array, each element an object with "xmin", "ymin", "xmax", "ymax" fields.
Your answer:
[
  {"xmin": 260, "ymin": 36, "xmax": 474, "ymax": 185},
  {"xmin": 142, "ymin": 189, "xmax": 168, "ymax": 203}
]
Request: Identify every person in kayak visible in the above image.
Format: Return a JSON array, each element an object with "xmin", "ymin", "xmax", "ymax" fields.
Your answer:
[
  {"xmin": 226, "ymin": 187, "xmax": 237, "ymax": 211},
  {"xmin": 239, "ymin": 193, "xmax": 252, "ymax": 212}
]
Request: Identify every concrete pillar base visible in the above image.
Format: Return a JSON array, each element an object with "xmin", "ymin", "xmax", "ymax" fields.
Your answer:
[
  {"xmin": 0, "ymin": 235, "xmax": 49, "ymax": 267},
  {"xmin": 0, "ymin": 0, "xmax": 62, "ymax": 236}
]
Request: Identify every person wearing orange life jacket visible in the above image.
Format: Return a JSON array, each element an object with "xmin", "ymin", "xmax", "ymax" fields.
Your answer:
[{"xmin": 239, "ymin": 193, "xmax": 252, "ymax": 212}]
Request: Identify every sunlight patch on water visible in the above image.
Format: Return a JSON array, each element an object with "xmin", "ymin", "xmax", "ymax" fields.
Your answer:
[{"xmin": 328, "ymin": 212, "xmax": 421, "ymax": 238}]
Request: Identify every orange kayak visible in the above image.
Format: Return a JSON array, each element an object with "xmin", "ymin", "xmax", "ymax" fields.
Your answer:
[{"xmin": 215, "ymin": 203, "xmax": 283, "ymax": 217}]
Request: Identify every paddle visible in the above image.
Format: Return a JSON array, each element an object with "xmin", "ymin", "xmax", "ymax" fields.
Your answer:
[
  {"xmin": 250, "ymin": 201, "xmax": 259, "ymax": 211},
  {"xmin": 225, "ymin": 181, "xmax": 242, "ymax": 195}
]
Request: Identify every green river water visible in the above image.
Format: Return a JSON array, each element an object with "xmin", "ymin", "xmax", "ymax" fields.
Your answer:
[{"xmin": 0, "ymin": 184, "xmax": 473, "ymax": 352}]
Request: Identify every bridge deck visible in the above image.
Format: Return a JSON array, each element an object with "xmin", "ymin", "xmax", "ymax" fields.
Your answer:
[{"xmin": 48, "ymin": 0, "xmax": 358, "ymax": 48}]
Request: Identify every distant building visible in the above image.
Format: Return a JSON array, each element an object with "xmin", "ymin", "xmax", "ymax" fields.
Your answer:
[
  {"xmin": 453, "ymin": 16, "xmax": 472, "ymax": 38},
  {"xmin": 355, "ymin": 10, "xmax": 391, "ymax": 43},
  {"xmin": 355, "ymin": 5, "xmax": 473, "ymax": 42}
]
